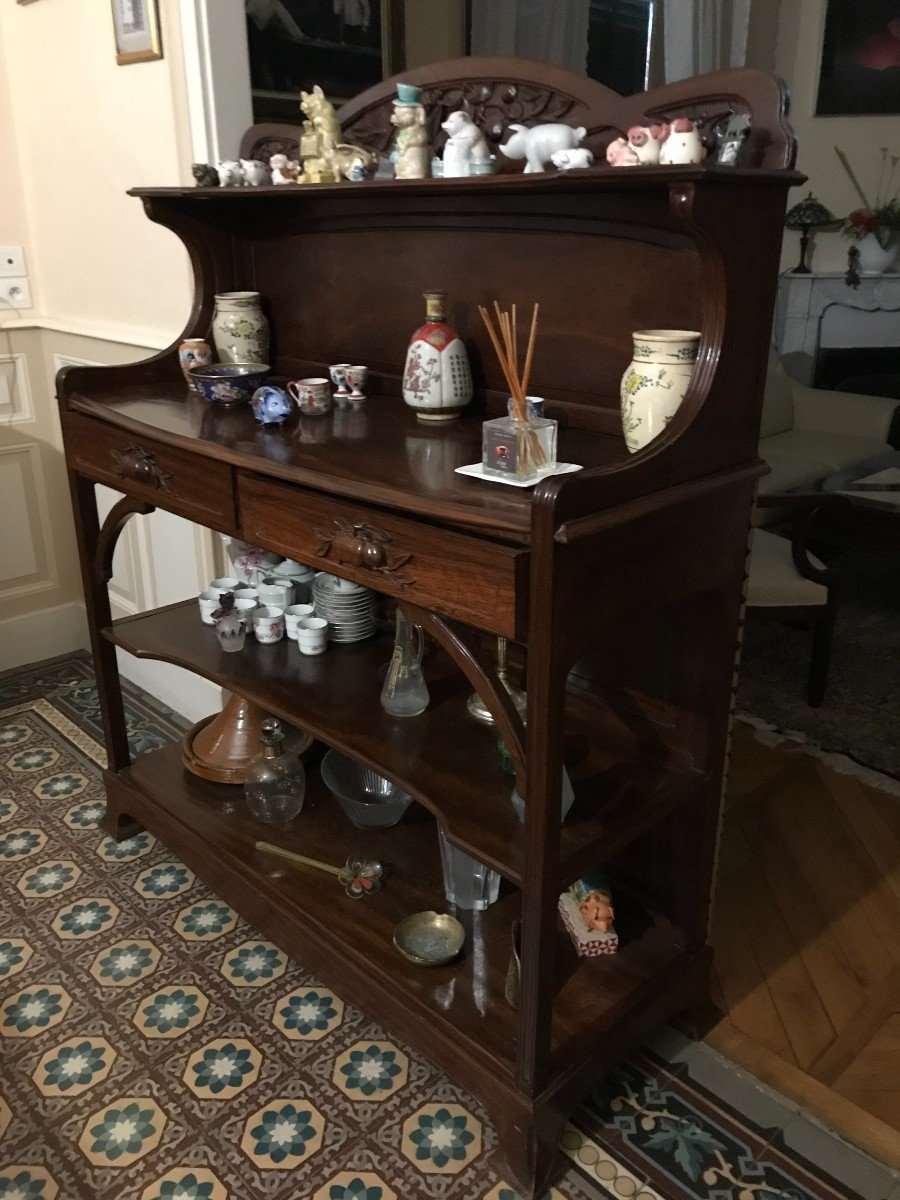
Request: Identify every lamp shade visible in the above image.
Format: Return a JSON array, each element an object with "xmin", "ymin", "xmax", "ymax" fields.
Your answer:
[{"xmin": 785, "ymin": 192, "xmax": 836, "ymax": 230}]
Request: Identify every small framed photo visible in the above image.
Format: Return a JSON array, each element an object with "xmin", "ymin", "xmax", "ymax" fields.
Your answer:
[{"xmin": 111, "ymin": 0, "xmax": 162, "ymax": 66}]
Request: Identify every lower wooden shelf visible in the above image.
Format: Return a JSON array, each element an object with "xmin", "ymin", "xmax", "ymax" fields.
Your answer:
[{"xmin": 106, "ymin": 742, "xmax": 693, "ymax": 1094}]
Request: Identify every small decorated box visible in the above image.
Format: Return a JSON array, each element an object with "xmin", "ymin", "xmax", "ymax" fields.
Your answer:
[{"xmin": 559, "ymin": 871, "xmax": 618, "ymax": 957}]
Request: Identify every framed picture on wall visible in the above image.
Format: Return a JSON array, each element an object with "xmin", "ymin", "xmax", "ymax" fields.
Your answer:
[
  {"xmin": 112, "ymin": 0, "xmax": 163, "ymax": 66},
  {"xmin": 816, "ymin": 0, "xmax": 900, "ymax": 115},
  {"xmin": 246, "ymin": 0, "xmax": 405, "ymax": 122}
]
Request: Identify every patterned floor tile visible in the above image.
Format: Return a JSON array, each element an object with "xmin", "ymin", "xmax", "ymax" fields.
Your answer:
[
  {"xmin": 51, "ymin": 897, "xmax": 119, "ymax": 941},
  {"xmin": 0, "ymin": 828, "xmax": 47, "ymax": 861},
  {"xmin": 32, "ymin": 772, "xmax": 87, "ymax": 802},
  {"xmin": 172, "ymin": 900, "xmax": 237, "ymax": 942},
  {"xmin": 77, "ymin": 1096, "xmax": 167, "ymax": 1167},
  {"xmin": 219, "ymin": 939, "xmax": 287, "ymax": 988},
  {"xmin": 240, "ymin": 1097, "xmax": 326, "ymax": 1169},
  {"xmin": 0, "ymin": 937, "xmax": 32, "ymax": 981},
  {"xmin": 139, "ymin": 1166, "xmax": 229, "ymax": 1200},
  {"xmin": 312, "ymin": 1171, "xmax": 398, "ymax": 1199},
  {"xmin": 400, "ymin": 1101, "xmax": 483, "ymax": 1174},
  {"xmin": 32, "ymin": 1036, "xmax": 117, "ymax": 1097},
  {"xmin": 183, "ymin": 1038, "xmax": 262, "ymax": 1099},
  {"xmin": 6, "ymin": 748, "xmax": 59, "ymax": 774},
  {"xmin": 133, "ymin": 986, "xmax": 209, "ymax": 1039},
  {"xmin": 0, "ymin": 984, "xmax": 71, "ymax": 1038},
  {"xmin": 272, "ymin": 986, "xmax": 345, "ymax": 1041},
  {"xmin": 0, "ymin": 1165, "xmax": 59, "ymax": 1199},
  {"xmin": 333, "ymin": 1041, "xmax": 409, "ymax": 1102},
  {"xmin": 0, "ymin": 797, "xmax": 18, "ymax": 823},
  {"xmin": 90, "ymin": 938, "xmax": 162, "ymax": 987},
  {"xmin": 17, "ymin": 859, "xmax": 81, "ymax": 899}
]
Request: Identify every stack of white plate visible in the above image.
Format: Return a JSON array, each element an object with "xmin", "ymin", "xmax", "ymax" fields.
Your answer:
[{"xmin": 312, "ymin": 572, "xmax": 377, "ymax": 643}]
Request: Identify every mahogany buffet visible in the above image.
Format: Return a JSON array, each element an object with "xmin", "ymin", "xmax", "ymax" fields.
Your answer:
[{"xmin": 57, "ymin": 59, "xmax": 800, "ymax": 1197}]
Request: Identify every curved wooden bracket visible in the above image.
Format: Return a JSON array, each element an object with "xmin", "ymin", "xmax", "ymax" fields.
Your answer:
[
  {"xmin": 401, "ymin": 602, "xmax": 527, "ymax": 794},
  {"xmin": 94, "ymin": 496, "xmax": 155, "ymax": 585}
]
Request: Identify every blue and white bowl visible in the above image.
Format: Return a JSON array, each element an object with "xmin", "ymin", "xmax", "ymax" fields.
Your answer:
[{"xmin": 191, "ymin": 362, "xmax": 270, "ymax": 406}]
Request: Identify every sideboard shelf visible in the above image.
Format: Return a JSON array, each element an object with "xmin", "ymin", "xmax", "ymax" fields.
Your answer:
[{"xmin": 104, "ymin": 599, "xmax": 707, "ymax": 886}]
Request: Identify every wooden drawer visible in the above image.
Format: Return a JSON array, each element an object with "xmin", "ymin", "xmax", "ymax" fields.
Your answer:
[
  {"xmin": 238, "ymin": 472, "xmax": 528, "ymax": 638},
  {"xmin": 64, "ymin": 412, "xmax": 236, "ymax": 530}
]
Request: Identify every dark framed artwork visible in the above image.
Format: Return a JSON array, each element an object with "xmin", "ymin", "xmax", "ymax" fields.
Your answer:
[
  {"xmin": 246, "ymin": 0, "xmax": 405, "ymax": 123},
  {"xmin": 816, "ymin": 0, "xmax": 900, "ymax": 115}
]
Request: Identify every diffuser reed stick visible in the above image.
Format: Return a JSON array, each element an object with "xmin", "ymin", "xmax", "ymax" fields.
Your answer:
[{"xmin": 479, "ymin": 301, "xmax": 547, "ymax": 472}]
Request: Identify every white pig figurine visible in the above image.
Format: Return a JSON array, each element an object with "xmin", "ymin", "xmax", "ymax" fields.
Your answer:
[
  {"xmin": 217, "ymin": 160, "xmax": 244, "ymax": 187},
  {"xmin": 240, "ymin": 158, "xmax": 271, "ymax": 186},
  {"xmin": 500, "ymin": 122, "xmax": 587, "ymax": 173},
  {"xmin": 441, "ymin": 110, "xmax": 491, "ymax": 177},
  {"xmin": 551, "ymin": 147, "xmax": 595, "ymax": 170},
  {"xmin": 626, "ymin": 124, "xmax": 669, "ymax": 165},
  {"xmin": 658, "ymin": 117, "xmax": 707, "ymax": 165}
]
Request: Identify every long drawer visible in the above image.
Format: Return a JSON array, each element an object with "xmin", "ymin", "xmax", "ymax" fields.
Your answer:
[
  {"xmin": 64, "ymin": 412, "xmax": 237, "ymax": 530},
  {"xmin": 238, "ymin": 471, "xmax": 528, "ymax": 638}
]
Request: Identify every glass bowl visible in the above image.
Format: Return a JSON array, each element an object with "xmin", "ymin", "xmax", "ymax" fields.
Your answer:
[{"xmin": 320, "ymin": 749, "xmax": 413, "ymax": 828}]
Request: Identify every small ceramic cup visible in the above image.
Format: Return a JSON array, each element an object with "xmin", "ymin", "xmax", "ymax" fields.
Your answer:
[
  {"xmin": 210, "ymin": 576, "xmax": 239, "ymax": 593},
  {"xmin": 258, "ymin": 577, "xmax": 293, "ymax": 609},
  {"xmin": 198, "ymin": 588, "xmax": 224, "ymax": 625},
  {"xmin": 233, "ymin": 584, "xmax": 258, "ymax": 600},
  {"xmin": 253, "ymin": 605, "xmax": 285, "ymax": 644},
  {"xmin": 234, "ymin": 597, "xmax": 260, "ymax": 629},
  {"xmin": 297, "ymin": 616, "xmax": 328, "ymax": 655},
  {"xmin": 288, "ymin": 377, "xmax": 332, "ymax": 416},
  {"xmin": 284, "ymin": 603, "xmax": 315, "ymax": 640},
  {"xmin": 329, "ymin": 364, "xmax": 352, "ymax": 397},
  {"xmin": 347, "ymin": 365, "xmax": 368, "ymax": 400}
]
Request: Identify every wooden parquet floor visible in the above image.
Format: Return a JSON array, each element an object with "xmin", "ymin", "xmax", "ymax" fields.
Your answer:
[{"xmin": 707, "ymin": 721, "xmax": 900, "ymax": 1166}]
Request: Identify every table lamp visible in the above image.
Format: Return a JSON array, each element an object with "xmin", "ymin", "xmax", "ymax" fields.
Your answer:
[{"xmin": 784, "ymin": 192, "xmax": 836, "ymax": 274}]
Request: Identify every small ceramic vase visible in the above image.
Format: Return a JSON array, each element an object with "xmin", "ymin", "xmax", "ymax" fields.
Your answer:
[
  {"xmin": 856, "ymin": 232, "xmax": 897, "ymax": 274},
  {"xmin": 178, "ymin": 338, "xmax": 212, "ymax": 393},
  {"xmin": 620, "ymin": 329, "xmax": 700, "ymax": 452},
  {"xmin": 346, "ymin": 366, "xmax": 368, "ymax": 400},
  {"xmin": 212, "ymin": 291, "xmax": 270, "ymax": 364},
  {"xmin": 402, "ymin": 290, "xmax": 472, "ymax": 422}
]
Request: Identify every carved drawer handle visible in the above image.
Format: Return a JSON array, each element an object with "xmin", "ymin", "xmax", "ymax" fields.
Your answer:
[
  {"xmin": 111, "ymin": 444, "xmax": 172, "ymax": 491},
  {"xmin": 314, "ymin": 519, "xmax": 416, "ymax": 588}
]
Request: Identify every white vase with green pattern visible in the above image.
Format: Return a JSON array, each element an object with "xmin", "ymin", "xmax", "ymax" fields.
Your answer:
[
  {"xmin": 211, "ymin": 291, "xmax": 270, "ymax": 365},
  {"xmin": 620, "ymin": 328, "xmax": 700, "ymax": 453}
]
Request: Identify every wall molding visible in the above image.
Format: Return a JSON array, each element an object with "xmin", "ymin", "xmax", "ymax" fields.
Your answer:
[
  {"xmin": 0, "ymin": 353, "xmax": 34, "ymax": 424},
  {"xmin": 0, "ymin": 443, "xmax": 58, "ymax": 600},
  {"xmin": 179, "ymin": 0, "xmax": 253, "ymax": 164},
  {"xmin": 3, "ymin": 315, "xmax": 170, "ymax": 352},
  {"xmin": 0, "ymin": 602, "xmax": 89, "ymax": 671}
]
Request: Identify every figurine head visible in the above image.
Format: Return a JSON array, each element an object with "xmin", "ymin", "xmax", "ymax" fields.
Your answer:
[
  {"xmin": 391, "ymin": 104, "xmax": 424, "ymax": 129},
  {"xmin": 670, "ymin": 117, "xmax": 696, "ymax": 134},
  {"xmin": 441, "ymin": 110, "xmax": 473, "ymax": 137}
]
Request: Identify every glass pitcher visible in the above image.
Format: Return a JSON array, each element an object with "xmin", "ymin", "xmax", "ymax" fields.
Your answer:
[{"xmin": 380, "ymin": 611, "xmax": 430, "ymax": 717}]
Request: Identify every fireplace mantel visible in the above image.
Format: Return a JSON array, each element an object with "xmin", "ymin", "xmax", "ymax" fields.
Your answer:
[{"xmin": 774, "ymin": 270, "xmax": 900, "ymax": 385}]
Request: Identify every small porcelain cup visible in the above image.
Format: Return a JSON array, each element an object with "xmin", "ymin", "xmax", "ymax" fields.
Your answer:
[
  {"xmin": 329, "ymin": 364, "xmax": 352, "ymax": 397},
  {"xmin": 235, "ymin": 597, "xmax": 260, "ymax": 629},
  {"xmin": 297, "ymin": 616, "xmax": 328, "ymax": 655},
  {"xmin": 258, "ymin": 576, "xmax": 293, "ymax": 608},
  {"xmin": 210, "ymin": 576, "xmax": 239, "ymax": 593},
  {"xmin": 347, "ymin": 365, "xmax": 368, "ymax": 400},
  {"xmin": 288, "ymin": 377, "xmax": 332, "ymax": 416},
  {"xmin": 253, "ymin": 605, "xmax": 285, "ymax": 644},
  {"xmin": 233, "ymin": 584, "xmax": 258, "ymax": 601},
  {"xmin": 198, "ymin": 588, "xmax": 223, "ymax": 625},
  {"xmin": 284, "ymin": 603, "xmax": 315, "ymax": 640}
]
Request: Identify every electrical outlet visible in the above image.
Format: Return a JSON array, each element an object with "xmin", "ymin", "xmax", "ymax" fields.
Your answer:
[
  {"xmin": 0, "ymin": 247, "xmax": 26, "ymax": 277},
  {"xmin": 0, "ymin": 278, "xmax": 32, "ymax": 310}
]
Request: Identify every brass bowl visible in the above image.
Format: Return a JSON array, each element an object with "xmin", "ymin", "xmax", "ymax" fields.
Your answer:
[{"xmin": 393, "ymin": 911, "xmax": 465, "ymax": 966}]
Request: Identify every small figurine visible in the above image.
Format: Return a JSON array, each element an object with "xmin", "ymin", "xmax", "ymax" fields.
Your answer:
[
  {"xmin": 240, "ymin": 158, "xmax": 271, "ymax": 186},
  {"xmin": 192, "ymin": 162, "xmax": 219, "ymax": 187},
  {"xmin": 390, "ymin": 83, "xmax": 430, "ymax": 180},
  {"xmin": 332, "ymin": 143, "xmax": 378, "ymax": 180},
  {"xmin": 659, "ymin": 117, "xmax": 707, "ymax": 165},
  {"xmin": 606, "ymin": 137, "xmax": 640, "ymax": 167},
  {"xmin": 251, "ymin": 385, "xmax": 293, "ymax": 425},
  {"xmin": 500, "ymin": 122, "xmax": 587, "ymax": 174},
  {"xmin": 347, "ymin": 156, "xmax": 367, "ymax": 182},
  {"xmin": 300, "ymin": 84, "xmax": 342, "ymax": 149},
  {"xmin": 217, "ymin": 160, "xmax": 244, "ymax": 187},
  {"xmin": 269, "ymin": 153, "xmax": 301, "ymax": 185},
  {"xmin": 559, "ymin": 871, "xmax": 618, "ymax": 957},
  {"xmin": 627, "ymin": 123, "xmax": 669, "ymax": 164},
  {"xmin": 551, "ymin": 147, "xmax": 595, "ymax": 170},
  {"xmin": 441, "ymin": 110, "xmax": 491, "ymax": 178},
  {"xmin": 714, "ymin": 112, "xmax": 751, "ymax": 166}
]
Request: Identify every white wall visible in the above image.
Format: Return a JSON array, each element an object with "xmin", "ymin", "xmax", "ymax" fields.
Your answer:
[{"xmin": 775, "ymin": 0, "xmax": 900, "ymax": 273}]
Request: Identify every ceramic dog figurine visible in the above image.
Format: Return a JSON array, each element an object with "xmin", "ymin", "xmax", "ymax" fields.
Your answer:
[
  {"xmin": 441, "ymin": 110, "xmax": 490, "ymax": 177},
  {"xmin": 500, "ymin": 122, "xmax": 587, "ymax": 173}
]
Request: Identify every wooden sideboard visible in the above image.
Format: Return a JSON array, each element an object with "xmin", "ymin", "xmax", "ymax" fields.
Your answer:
[{"xmin": 57, "ymin": 58, "xmax": 800, "ymax": 1197}]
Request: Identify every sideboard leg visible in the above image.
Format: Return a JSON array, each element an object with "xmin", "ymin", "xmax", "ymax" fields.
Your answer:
[
  {"xmin": 67, "ymin": 472, "xmax": 131, "ymax": 774},
  {"xmin": 497, "ymin": 1103, "xmax": 566, "ymax": 1200}
]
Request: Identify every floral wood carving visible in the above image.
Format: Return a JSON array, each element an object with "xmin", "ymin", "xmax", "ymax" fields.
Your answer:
[
  {"xmin": 343, "ymin": 80, "xmax": 614, "ymax": 158},
  {"xmin": 111, "ymin": 445, "xmax": 172, "ymax": 491},
  {"xmin": 315, "ymin": 519, "xmax": 416, "ymax": 587},
  {"xmin": 246, "ymin": 134, "xmax": 302, "ymax": 164}
]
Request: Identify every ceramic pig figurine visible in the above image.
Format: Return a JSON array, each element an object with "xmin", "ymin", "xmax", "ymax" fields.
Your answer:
[
  {"xmin": 500, "ymin": 123, "xmax": 587, "ymax": 173},
  {"xmin": 251, "ymin": 385, "xmax": 293, "ymax": 425},
  {"xmin": 441, "ymin": 110, "xmax": 491, "ymax": 177},
  {"xmin": 659, "ymin": 117, "xmax": 707, "ymax": 165},
  {"xmin": 551, "ymin": 147, "xmax": 595, "ymax": 170},
  {"xmin": 605, "ymin": 137, "xmax": 640, "ymax": 167},
  {"xmin": 192, "ymin": 162, "xmax": 219, "ymax": 187},
  {"xmin": 217, "ymin": 160, "xmax": 244, "ymax": 187},
  {"xmin": 269, "ymin": 153, "xmax": 300, "ymax": 185},
  {"xmin": 626, "ymin": 124, "xmax": 669, "ymax": 165},
  {"xmin": 240, "ymin": 158, "xmax": 271, "ymax": 186}
]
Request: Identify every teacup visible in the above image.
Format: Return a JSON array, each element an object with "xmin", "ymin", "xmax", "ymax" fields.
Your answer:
[
  {"xmin": 210, "ymin": 576, "xmax": 239, "ymax": 593},
  {"xmin": 347, "ymin": 365, "xmax": 368, "ymax": 400},
  {"xmin": 258, "ymin": 577, "xmax": 294, "ymax": 608},
  {"xmin": 234, "ymin": 597, "xmax": 260, "ymax": 627},
  {"xmin": 233, "ymin": 584, "xmax": 258, "ymax": 600},
  {"xmin": 297, "ymin": 616, "xmax": 328, "ymax": 655},
  {"xmin": 329, "ymin": 363, "xmax": 352, "ymax": 397},
  {"xmin": 284, "ymin": 603, "xmax": 315, "ymax": 640},
  {"xmin": 198, "ymin": 588, "xmax": 224, "ymax": 625},
  {"xmin": 253, "ymin": 605, "xmax": 285, "ymax": 644},
  {"xmin": 288, "ymin": 377, "xmax": 332, "ymax": 416}
]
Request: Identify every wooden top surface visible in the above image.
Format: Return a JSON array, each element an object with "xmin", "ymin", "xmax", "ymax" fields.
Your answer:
[{"xmin": 69, "ymin": 388, "xmax": 626, "ymax": 540}]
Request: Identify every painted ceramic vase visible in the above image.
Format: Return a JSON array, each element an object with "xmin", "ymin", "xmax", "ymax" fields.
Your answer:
[
  {"xmin": 178, "ymin": 338, "xmax": 212, "ymax": 392},
  {"xmin": 856, "ymin": 232, "xmax": 897, "ymax": 274},
  {"xmin": 620, "ymin": 329, "xmax": 700, "ymax": 452},
  {"xmin": 211, "ymin": 291, "xmax": 270, "ymax": 364},
  {"xmin": 402, "ymin": 290, "xmax": 472, "ymax": 422}
]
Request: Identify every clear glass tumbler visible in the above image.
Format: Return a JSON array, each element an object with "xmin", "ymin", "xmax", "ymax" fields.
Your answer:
[{"xmin": 438, "ymin": 828, "xmax": 500, "ymax": 911}]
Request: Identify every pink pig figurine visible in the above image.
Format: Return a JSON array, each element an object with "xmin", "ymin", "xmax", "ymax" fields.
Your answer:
[
  {"xmin": 659, "ymin": 117, "xmax": 707, "ymax": 165},
  {"xmin": 626, "ymin": 123, "xmax": 669, "ymax": 165},
  {"xmin": 605, "ymin": 137, "xmax": 640, "ymax": 167}
]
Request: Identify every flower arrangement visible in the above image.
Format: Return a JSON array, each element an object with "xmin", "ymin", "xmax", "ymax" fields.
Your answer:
[{"xmin": 835, "ymin": 146, "xmax": 900, "ymax": 249}]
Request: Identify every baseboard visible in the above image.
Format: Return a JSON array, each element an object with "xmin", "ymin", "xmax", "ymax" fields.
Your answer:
[{"xmin": 0, "ymin": 602, "xmax": 90, "ymax": 670}]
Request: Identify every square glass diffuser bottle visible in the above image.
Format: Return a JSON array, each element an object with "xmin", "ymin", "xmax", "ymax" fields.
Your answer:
[{"xmin": 482, "ymin": 413, "xmax": 558, "ymax": 483}]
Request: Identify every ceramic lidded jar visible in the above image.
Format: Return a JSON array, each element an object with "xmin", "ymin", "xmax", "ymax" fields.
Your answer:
[
  {"xmin": 620, "ymin": 329, "xmax": 700, "ymax": 453},
  {"xmin": 402, "ymin": 290, "xmax": 472, "ymax": 422},
  {"xmin": 211, "ymin": 291, "xmax": 270, "ymax": 364}
]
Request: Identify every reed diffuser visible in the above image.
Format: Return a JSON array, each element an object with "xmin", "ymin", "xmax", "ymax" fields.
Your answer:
[{"xmin": 480, "ymin": 302, "xmax": 558, "ymax": 483}]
